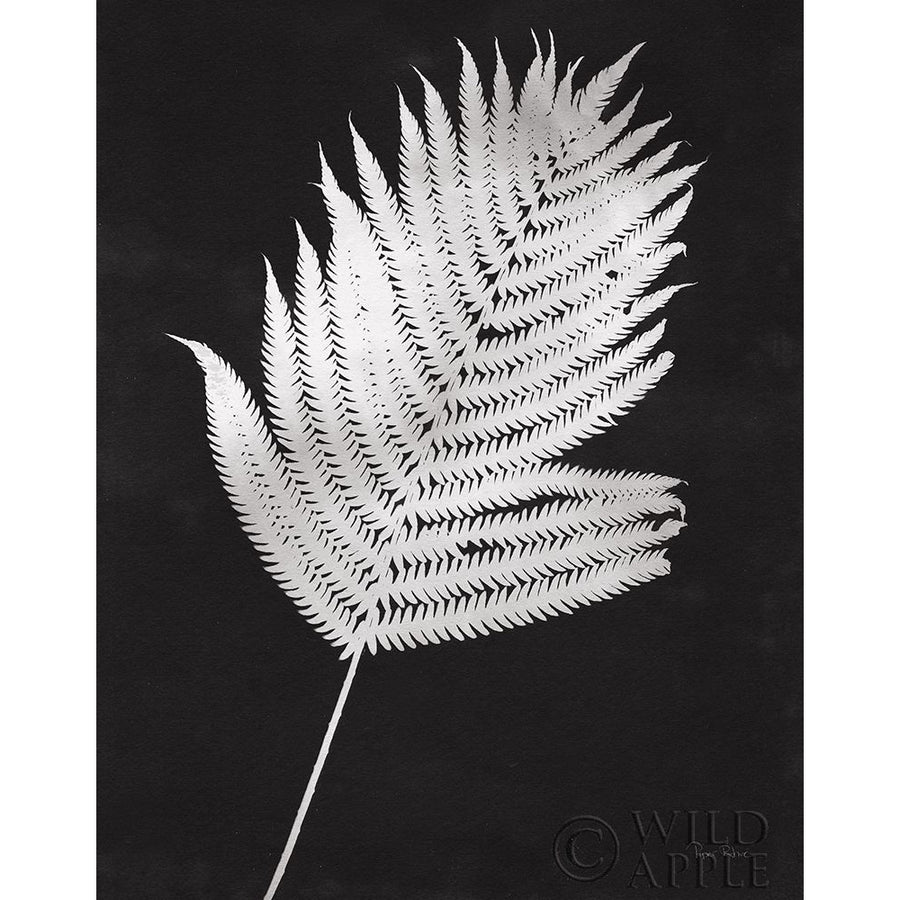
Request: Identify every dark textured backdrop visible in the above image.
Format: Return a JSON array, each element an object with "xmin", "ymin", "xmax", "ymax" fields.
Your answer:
[{"xmin": 98, "ymin": 1, "xmax": 802, "ymax": 896}]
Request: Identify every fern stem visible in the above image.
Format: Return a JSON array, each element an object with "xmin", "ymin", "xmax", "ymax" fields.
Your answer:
[{"xmin": 262, "ymin": 644, "xmax": 363, "ymax": 900}]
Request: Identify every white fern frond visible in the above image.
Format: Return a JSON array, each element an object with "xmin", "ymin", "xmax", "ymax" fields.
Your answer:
[
  {"xmin": 175, "ymin": 35, "xmax": 697, "ymax": 651},
  {"xmin": 390, "ymin": 491, "xmax": 685, "ymax": 565},
  {"xmin": 170, "ymin": 36, "xmax": 699, "ymax": 897},
  {"xmin": 369, "ymin": 549, "xmax": 673, "ymax": 653}
]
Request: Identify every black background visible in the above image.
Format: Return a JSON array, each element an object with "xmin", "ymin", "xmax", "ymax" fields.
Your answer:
[{"xmin": 98, "ymin": 1, "xmax": 802, "ymax": 897}]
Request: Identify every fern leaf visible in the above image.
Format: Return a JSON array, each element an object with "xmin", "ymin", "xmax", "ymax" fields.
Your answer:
[
  {"xmin": 289, "ymin": 223, "xmax": 395, "ymax": 538},
  {"xmin": 260, "ymin": 258, "xmax": 376, "ymax": 563},
  {"xmin": 407, "ymin": 462, "xmax": 682, "ymax": 523},
  {"xmin": 396, "ymin": 88, "xmax": 472, "ymax": 373},
  {"xmin": 426, "ymin": 352, "xmax": 676, "ymax": 484},
  {"xmin": 170, "ymin": 38, "xmax": 703, "ymax": 897},
  {"xmin": 175, "ymin": 35, "xmax": 698, "ymax": 652},
  {"xmin": 369, "ymin": 550, "xmax": 672, "ymax": 652},
  {"xmin": 349, "ymin": 121, "xmax": 450, "ymax": 398},
  {"xmin": 391, "ymin": 492, "xmax": 684, "ymax": 565},
  {"xmin": 169, "ymin": 336, "xmax": 363, "ymax": 647},
  {"xmin": 488, "ymin": 40, "xmax": 525, "ymax": 240},
  {"xmin": 457, "ymin": 41, "xmax": 506, "ymax": 268}
]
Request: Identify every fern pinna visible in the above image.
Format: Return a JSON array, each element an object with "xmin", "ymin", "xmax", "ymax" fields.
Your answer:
[{"xmin": 172, "ymin": 34, "xmax": 698, "ymax": 899}]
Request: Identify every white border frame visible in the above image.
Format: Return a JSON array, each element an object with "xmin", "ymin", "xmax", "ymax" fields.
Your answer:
[{"xmin": 3, "ymin": 2, "xmax": 898, "ymax": 897}]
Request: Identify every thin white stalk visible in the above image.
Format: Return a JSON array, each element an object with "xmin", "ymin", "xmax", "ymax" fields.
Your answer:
[{"xmin": 262, "ymin": 644, "xmax": 364, "ymax": 900}]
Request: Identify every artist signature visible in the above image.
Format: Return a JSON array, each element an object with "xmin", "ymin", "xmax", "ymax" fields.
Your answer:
[{"xmin": 686, "ymin": 842, "xmax": 754, "ymax": 860}]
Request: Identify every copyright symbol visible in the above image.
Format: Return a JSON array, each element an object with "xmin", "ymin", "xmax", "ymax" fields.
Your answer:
[{"xmin": 553, "ymin": 816, "xmax": 620, "ymax": 881}]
